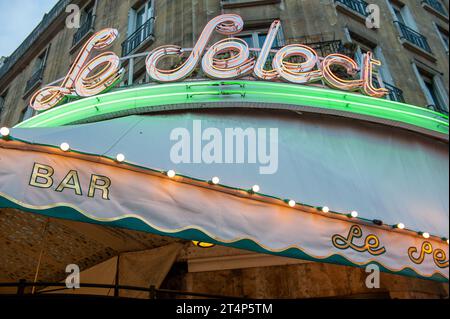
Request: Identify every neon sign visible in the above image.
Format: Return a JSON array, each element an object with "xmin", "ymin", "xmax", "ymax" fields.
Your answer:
[
  {"xmin": 30, "ymin": 29, "xmax": 124, "ymax": 111},
  {"xmin": 30, "ymin": 14, "xmax": 387, "ymax": 111}
]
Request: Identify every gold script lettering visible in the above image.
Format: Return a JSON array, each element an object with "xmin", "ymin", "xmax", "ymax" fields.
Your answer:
[{"xmin": 332, "ymin": 225, "xmax": 386, "ymax": 256}]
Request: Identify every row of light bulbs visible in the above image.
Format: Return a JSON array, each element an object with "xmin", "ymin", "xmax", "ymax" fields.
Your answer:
[{"xmin": 0, "ymin": 127, "xmax": 448, "ymax": 244}]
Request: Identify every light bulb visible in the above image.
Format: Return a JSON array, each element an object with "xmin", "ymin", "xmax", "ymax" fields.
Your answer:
[
  {"xmin": 167, "ymin": 170, "xmax": 176, "ymax": 178},
  {"xmin": 0, "ymin": 127, "xmax": 10, "ymax": 137},
  {"xmin": 447, "ymin": 239, "xmax": 449, "ymax": 245},
  {"xmin": 116, "ymin": 153, "xmax": 125, "ymax": 163},
  {"xmin": 350, "ymin": 211, "xmax": 358, "ymax": 218},
  {"xmin": 211, "ymin": 176, "xmax": 220, "ymax": 185},
  {"xmin": 60, "ymin": 142, "xmax": 70, "ymax": 152},
  {"xmin": 396, "ymin": 223, "xmax": 405, "ymax": 230},
  {"xmin": 288, "ymin": 200, "xmax": 296, "ymax": 207},
  {"xmin": 321, "ymin": 206, "xmax": 330, "ymax": 213},
  {"xmin": 252, "ymin": 185, "xmax": 260, "ymax": 193},
  {"xmin": 422, "ymin": 232, "xmax": 430, "ymax": 239}
]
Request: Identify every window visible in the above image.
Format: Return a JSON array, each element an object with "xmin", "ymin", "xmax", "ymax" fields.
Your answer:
[
  {"xmin": 387, "ymin": 1, "xmax": 418, "ymax": 30},
  {"xmin": 25, "ymin": 47, "xmax": 49, "ymax": 94},
  {"xmin": 388, "ymin": 1, "xmax": 433, "ymax": 54},
  {"xmin": 236, "ymin": 28, "xmax": 284, "ymax": 49},
  {"xmin": 19, "ymin": 106, "xmax": 34, "ymax": 123},
  {"xmin": 122, "ymin": 0, "xmax": 155, "ymax": 56},
  {"xmin": 346, "ymin": 30, "xmax": 404, "ymax": 102},
  {"xmin": 133, "ymin": 68, "xmax": 148, "ymax": 85},
  {"xmin": 422, "ymin": 0, "xmax": 449, "ymax": 19},
  {"xmin": 236, "ymin": 25, "xmax": 285, "ymax": 70},
  {"xmin": 0, "ymin": 90, "xmax": 7, "ymax": 118},
  {"xmin": 72, "ymin": 3, "xmax": 95, "ymax": 47},
  {"xmin": 413, "ymin": 63, "xmax": 449, "ymax": 114},
  {"xmin": 434, "ymin": 23, "xmax": 449, "ymax": 53}
]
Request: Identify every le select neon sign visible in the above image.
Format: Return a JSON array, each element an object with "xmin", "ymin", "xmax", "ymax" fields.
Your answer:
[{"xmin": 30, "ymin": 14, "xmax": 388, "ymax": 111}]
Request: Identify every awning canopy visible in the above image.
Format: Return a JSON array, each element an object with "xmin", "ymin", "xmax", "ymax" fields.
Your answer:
[{"xmin": 1, "ymin": 82, "xmax": 448, "ymax": 282}]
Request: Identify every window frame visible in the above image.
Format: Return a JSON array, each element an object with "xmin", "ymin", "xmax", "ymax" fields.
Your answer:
[
  {"xmin": 386, "ymin": 0, "xmax": 419, "ymax": 31},
  {"xmin": 127, "ymin": 0, "xmax": 154, "ymax": 37},
  {"xmin": 0, "ymin": 90, "xmax": 8, "ymax": 119},
  {"xmin": 412, "ymin": 62, "xmax": 449, "ymax": 113},
  {"xmin": 434, "ymin": 22, "xmax": 449, "ymax": 54}
]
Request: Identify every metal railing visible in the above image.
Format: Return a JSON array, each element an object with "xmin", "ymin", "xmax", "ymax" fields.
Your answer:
[
  {"xmin": 335, "ymin": 0, "xmax": 369, "ymax": 17},
  {"xmin": 0, "ymin": 0, "xmax": 70, "ymax": 80},
  {"xmin": 394, "ymin": 21, "xmax": 432, "ymax": 54},
  {"xmin": 24, "ymin": 66, "xmax": 44, "ymax": 93},
  {"xmin": 422, "ymin": 0, "xmax": 448, "ymax": 17},
  {"xmin": 0, "ymin": 280, "xmax": 244, "ymax": 300},
  {"xmin": 428, "ymin": 104, "xmax": 449, "ymax": 115},
  {"xmin": 221, "ymin": 0, "xmax": 281, "ymax": 7},
  {"xmin": 305, "ymin": 40, "xmax": 349, "ymax": 57},
  {"xmin": 72, "ymin": 14, "xmax": 94, "ymax": 47},
  {"xmin": 121, "ymin": 18, "xmax": 155, "ymax": 57},
  {"xmin": 383, "ymin": 82, "xmax": 405, "ymax": 103}
]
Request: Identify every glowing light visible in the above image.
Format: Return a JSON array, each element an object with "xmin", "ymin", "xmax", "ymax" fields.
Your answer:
[
  {"xmin": 30, "ymin": 28, "xmax": 123, "ymax": 111},
  {"xmin": 422, "ymin": 232, "xmax": 430, "ymax": 239},
  {"xmin": 253, "ymin": 20, "xmax": 280, "ymax": 80},
  {"xmin": 0, "ymin": 127, "xmax": 10, "ymax": 137},
  {"xmin": 321, "ymin": 206, "xmax": 330, "ymax": 213},
  {"xmin": 211, "ymin": 176, "xmax": 220, "ymax": 185},
  {"xmin": 396, "ymin": 223, "xmax": 405, "ymax": 230},
  {"xmin": 167, "ymin": 170, "xmax": 176, "ymax": 178},
  {"xmin": 202, "ymin": 37, "xmax": 255, "ymax": 79},
  {"xmin": 192, "ymin": 241, "xmax": 215, "ymax": 248},
  {"xmin": 361, "ymin": 52, "xmax": 389, "ymax": 98},
  {"xmin": 146, "ymin": 14, "xmax": 245, "ymax": 82},
  {"xmin": 288, "ymin": 200, "xmax": 296, "ymax": 207},
  {"xmin": 322, "ymin": 54, "xmax": 363, "ymax": 92},
  {"xmin": 116, "ymin": 153, "xmax": 125, "ymax": 163},
  {"xmin": 350, "ymin": 211, "xmax": 359, "ymax": 218},
  {"xmin": 273, "ymin": 44, "xmax": 322, "ymax": 84},
  {"xmin": 16, "ymin": 81, "xmax": 448, "ymax": 137},
  {"xmin": 144, "ymin": 14, "xmax": 386, "ymax": 98},
  {"xmin": 60, "ymin": 142, "xmax": 70, "ymax": 152},
  {"xmin": 251, "ymin": 185, "xmax": 260, "ymax": 193}
]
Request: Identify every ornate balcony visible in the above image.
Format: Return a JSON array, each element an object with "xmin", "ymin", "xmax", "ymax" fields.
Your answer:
[
  {"xmin": 422, "ymin": 0, "xmax": 448, "ymax": 18},
  {"xmin": 121, "ymin": 18, "xmax": 155, "ymax": 57},
  {"xmin": 394, "ymin": 21, "xmax": 433, "ymax": 54},
  {"xmin": 334, "ymin": 0, "xmax": 369, "ymax": 17},
  {"xmin": 383, "ymin": 82, "xmax": 405, "ymax": 103}
]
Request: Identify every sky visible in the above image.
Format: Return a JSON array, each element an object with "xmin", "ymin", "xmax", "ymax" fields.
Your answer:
[{"xmin": 0, "ymin": 0, "xmax": 58, "ymax": 57}]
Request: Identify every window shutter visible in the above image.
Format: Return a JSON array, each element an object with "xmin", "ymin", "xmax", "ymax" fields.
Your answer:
[{"xmin": 127, "ymin": 8, "xmax": 136, "ymax": 37}]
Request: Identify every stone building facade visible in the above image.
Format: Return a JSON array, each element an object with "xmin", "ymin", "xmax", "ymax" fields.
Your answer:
[{"xmin": 0, "ymin": 0, "xmax": 449, "ymax": 298}]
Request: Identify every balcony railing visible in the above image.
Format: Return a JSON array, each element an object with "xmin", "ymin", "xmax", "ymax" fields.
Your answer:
[
  {"xmin": 305, "ymin": 40, "xmax": 350, "ymax": 57},
  {"xmin": 221, "ymin": 0, "xmax": 281, "ymax": 8},
  {"xmin": 335, "ymin": 0, "xmax": 369, "ymax": 17},
  {"xmin": 428, "ymin": 103, "xmax": 449, "ymax": 115},
  {"xmin": 121, "ymin": 18, "xmax": 155, "ymax": 57},
  {"xmin": 72, "ymin": 14, "xmax": 94, "ymax": 47},
  {"xmin": 383, "ymin": 82, "xmax": 405, "ymax": 103},
  {"xmin": 394, "ymin": 21, "xmax": 432, "ymax": 54},
  {"xmin": 25, "ymin": 66, "xmax": 44, "ymax": 94},
  {"xmin": 422, "ymin": 0, "xmax": 448, "ymax": 17}
]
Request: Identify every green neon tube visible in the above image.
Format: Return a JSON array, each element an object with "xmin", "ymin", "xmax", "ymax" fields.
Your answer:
[{"xmin": 14, "ymin": 81, "xmax": 449, "ymax": 138}]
